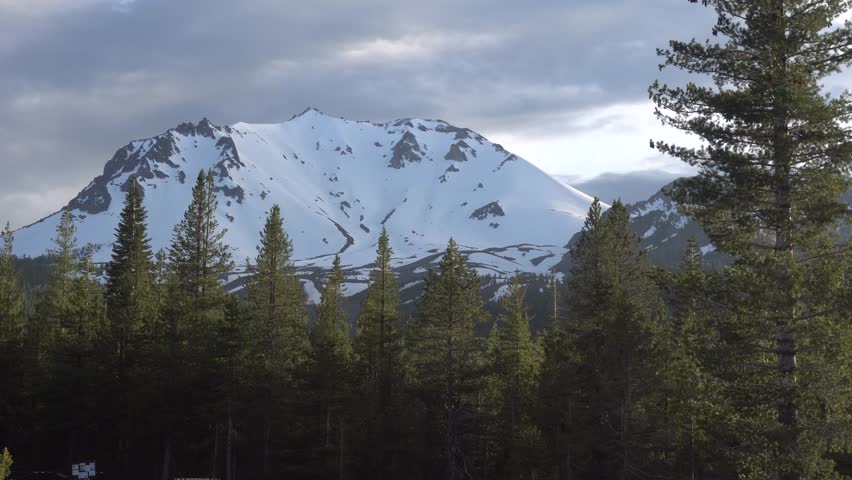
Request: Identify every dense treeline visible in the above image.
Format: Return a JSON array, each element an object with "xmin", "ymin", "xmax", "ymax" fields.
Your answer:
[{"xmin": 3, "ymin": 1, "xmax": 852, "ymax": 479}]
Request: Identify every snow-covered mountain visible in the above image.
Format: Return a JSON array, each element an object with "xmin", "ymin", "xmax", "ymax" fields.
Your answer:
[
  {"xmin": 14, "ymin": 109, "xmax": 596, "ymax": 299},
  {"xmin": 617, "ymin": 182, "xmax": 848, "ymax": 270},
  {"xmin": 624, "ymin": 185, "xmax": 726, "ymax": 269}
]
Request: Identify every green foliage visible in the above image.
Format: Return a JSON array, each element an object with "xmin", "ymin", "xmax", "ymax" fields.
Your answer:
[
  {"xmin": 539, "ymin": 200, "xmax": 668, "ymax": 478},
  {"xmin": 651, "ymin": 1, "xmax": 852, "ymax": 477},
  {"xmin": 406, "ymin": 238, "xmax": 486, "ymax": 480},
  {"xmin": 246, "ymin": 203, "xmax": 309, "ymax": 373},
  {"xmin": 39, "ymin": 212, "xmax": 104, "ymax": 346},
  {"xmin": 168, "ymin": 169, "xmax": 233, "ymax": 319},
  {"xmin": 0, "ymin": 226, "xmax": 24, "ymax": 479},
  {"xmin": 243, "ymin": 203, "xmax": 311, "ymax": 478},
  {"xmin": 485, "ymin": 275, "xmax": 543, "ymax": 479},
  {"xmin": 351, "ymin": 227, "xmax": 405, "ymax": 478},
  {"xmin": 310, "ymin": 254, "xmax": 352, "ymax": 424},
  {"xmin": 0, "ymin": 223, "xmax": 23, "ymax": 344},
  {"xmin": 105, "ymin": 179, "xmax": 156, "ymax": 360},
  {"xmin": 309, "ymin": 254, "xmax": 353, "ymax": 475},
  {"xmin": 0, "ymin": 448, "xmax": 11, "ymax": 480},
  {"xmin": 35, "ymin": 210, "xmax": 80, "ymax": 350}
]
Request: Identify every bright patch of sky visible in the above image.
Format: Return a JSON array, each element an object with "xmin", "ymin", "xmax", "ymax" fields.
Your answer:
[{"xmin": 485, "ymin": 101, "xmax": 699, "ymax": 181}]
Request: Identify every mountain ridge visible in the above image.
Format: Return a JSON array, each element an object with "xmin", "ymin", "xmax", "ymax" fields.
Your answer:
[{"xmin": 13, "ymin": 110, "xmax": 597, "ymax": 299}]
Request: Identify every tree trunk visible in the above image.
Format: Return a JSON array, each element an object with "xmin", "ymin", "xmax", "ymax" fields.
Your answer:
[
  {"xmin": 770, "ymin": 3, "xmax": 799, "ymax": 476},
  {"xmin": 226, "ymin": 415, "xmax": 234, "ymax": 480},
  {"xmin": 210, "ymin": 424, "xmax": 220, "ymax": 480},
  {"xmin": 160, "ymin": 437, "xmax": 172, "ymax": 480},
  {"xmin": 326, "ymin": 407, "xmax": 332, "ymax": 448},
  {"xmin": 339, "ymin": 416, "xmax": 345, "ymax": 480},
  {"xmin": 263, "ymin": 420, "xmax": 271, "ymax": 478}
]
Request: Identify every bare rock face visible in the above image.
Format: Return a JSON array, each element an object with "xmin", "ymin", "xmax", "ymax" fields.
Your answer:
[
  {"xmin": 174, "ymin": 118, "xmax": 217, "ymax": 139},
  {"xmin": 388, "ymin": 131, "xmax": 423, "ymax": 168},
  {"xmin": 444, "ymin": 141, "xmax": 470, "ymax": 162},
  {"xmin": 68, "ymin": 179, "xmax": 112, "ymax": 215},
  {"xmin": 469, "ymin": 201, "xmax": 505, "ymax": 220}
]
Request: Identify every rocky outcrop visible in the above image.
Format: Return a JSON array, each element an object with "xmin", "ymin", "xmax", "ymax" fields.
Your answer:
[
  {"xmin": 470, "ymin": 201, "xmax": 505, "ymax": 220},
  {"xmin": 388, "ymin": 131, "xmax": 424, "ymax": 169}
]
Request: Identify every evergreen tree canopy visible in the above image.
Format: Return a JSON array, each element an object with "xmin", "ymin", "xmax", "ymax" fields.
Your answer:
[
  {"xmin": 311, "ymin": 254, "xmax": 353, "ymax": 402},
  {"xmin": 309, "ymin": 254, "xmax": 352, "ymax": 471},
  {"xmin": 0, "ymin": 223, "xmax": 23, "ymax": 344},
  {"xmin": 43, "ymin": 211, "xmax": 80, "ymax": 338},
  {"xmin": 0, "ymin": 448, "xmax": 11, "ymax": 480},
  {"xmin": 407, "ymin": 238, "xmax": 485, "ymax": 480},
  {"xmin": 652, "ymin": 0, "xmax": 852, "ymax": 253},
  {"xmin": 246, "ymin": 203, "xmax": 309, "ymax": 372},
  {"xmin": 542, "ymin": 200, "xmax": 665, "ymax": 479},
  {"xmin": 168, "ymin": 169, "xmax": 233, "ymax": 315},
  {"xmin": 485, "ymin": 275, "xmax": 543, "ymax": 479},
  {"xmin": 651, "ymin": 1, "xmax": 852, "ymax": 477},
  {"xmin": 105, "ymin": 179, "xmax": 156, "ymax": 368},
  {"xmin": 351, "ymin": 227, "xmax": 404, "ymax": 479}
]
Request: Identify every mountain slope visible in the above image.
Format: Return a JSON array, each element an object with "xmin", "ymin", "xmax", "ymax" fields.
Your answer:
[
  {"xmin": 14, "ymin": 109, "xmax": 595, "ymax": 296},
  {"xmin": 615, "ymin": 181, "xmax": 849, "ymax": 270}
]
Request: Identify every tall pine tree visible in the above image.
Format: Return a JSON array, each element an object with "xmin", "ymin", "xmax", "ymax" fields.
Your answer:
[
  {"xmin": 0, "ymin": 224, "xmax": 26, "ymax": 453},
  {"xmin": 540, "ymin": 200, "xmax": 666, "ymax": 479},
  {"xmin": 104, "ymin": 179, "xmax": 157, "ymax": 478},
  {"xmin": 407, "ymin": 238, "xmax": 485, "ymax": 480},
  {"xmin": 485, "ymin": 275, "xmax": 543, "ymax": 479},
  {"xmin": 651, "ymin": 1, "xmax": 852, "ymax": 477},
  {"xmin": 352, "ymin": 227, "xmax": 404, "ymax": 479},
  {"xmin": 160, "ymin": 169, "xmax": 234, "ymax": 479},
  {"xmin": 36, "ymin": 210, "xmax": 79, "ymax": 353},
  {"xmin": 168, "ymin": 169, "xmax": 233, "ymax": 318},
  {"xmin": 309, "ymin": 255, "xmax": 353, "ymax": 477},
  {"xmin": 105, "ymin": 179, "xmax": 156, "ymax": 367},
  {"xmin": 245, "ymin": 203, "xmax": 310, "ymax": 478},
  {"xmin": 0, "ymin": 223, "xmax": 23, "ymax": 345}
]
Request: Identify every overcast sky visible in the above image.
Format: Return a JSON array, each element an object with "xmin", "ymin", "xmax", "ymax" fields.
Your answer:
[{"xmin": 1, "ymin": 0, "xmax": 848, "ymax": 229}]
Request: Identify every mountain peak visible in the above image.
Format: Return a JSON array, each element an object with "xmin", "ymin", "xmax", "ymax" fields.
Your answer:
[
  {"xmin": 173, "ymin": 117, "xmax": 219, "ymax": 138},
  {"xmin": 14, "ymin": 112, "xmax": 598, "ymax": 295},
  {"xmin": 290, "ymin": 107, "xmax": 327, "ymax": 120}
]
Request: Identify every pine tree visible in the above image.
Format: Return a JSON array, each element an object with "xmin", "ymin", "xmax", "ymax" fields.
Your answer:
[
  {"xmin": 59, "ymin": 244, "xmax": 105, "ymax": 467},
  {"xmin": 37, "ymin": 212, "xmax": 104, "ymax": 473},
  {"xmin": 246, "ymin": 203, "xmax": 309, "ymax": 372},
  {"xmin": 654, "ymin": 236, "xmax": 734, "ymax": 478},
  {"xmin": 168, "ymin": 169, "xmax": 233, "ymax": 319},
  {"xmin": 485, "ymin": 275, "xmax": 543, "ymax": 479},
  {"xmin": 310, "ymin": 255, "xmax": 352, "ymax": 476},
  {"xmin": 160, "ymin": 169, "xmax": 234, "ymax": 479},
  {"xmin": 352, "ymin": 227, "xmax": 404, "ymax": 478},
  {"xmin": 541, "ymin": 200, "xmax": 665, "ymax": 479},
  {"xmin": 0, "ymin": 223, "xmax": 23, "ymax": 344},
  {"xmin": 103, "ymin": 180, "xmax": 157, "ymax": 477},
  {"xmin": 651, "ymin": 2, "xmax": 852, "ymax": 477},
  {"xmin": 0, "ymin": 225, "xmax": 26, "ymax": 456},
  {"xmin": 37, "ymin": 210, "xmax": 80, "ymax": 351},
  {"xmin": 245, "ymin": 203, "xmax": 310, "ymax": 478},
  {"xmin": 536, "ymin": 327, "xmax": 578, "ymax": 480},
  {"xmin": 407, "ymin": 238, "xmax": 485, "ymax": 480},
  {"xmin": 152, "ymin": 248, "xmax": 168, "ymax": 326},
  {"xmin": 105, "ymin": 179, "xmax": 156, "ymax": 368},
  {"xmin": 219, "ymin": 296, "xmax": 248, "ymax": 480},
  {"xmin": 0, "ymin": 448, "xmax": 10, "ymax": 480}
]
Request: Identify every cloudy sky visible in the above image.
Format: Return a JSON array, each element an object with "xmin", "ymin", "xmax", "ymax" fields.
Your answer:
[{"xmin": 1, "ymin": 0, "xmax": 843, "ymax": 228}]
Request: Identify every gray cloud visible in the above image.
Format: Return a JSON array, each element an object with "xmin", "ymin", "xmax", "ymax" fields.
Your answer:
[
  {"xmin": 0, "ymin": 0, "xmax": 724, "ymax": 227},
  {"xmin": 564, "ymin": 170, "xmax": 683, "ymax": 205}
]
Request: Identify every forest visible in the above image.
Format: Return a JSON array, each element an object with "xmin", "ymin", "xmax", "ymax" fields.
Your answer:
[{"xmin": 3, "ymin": 0, "xmax": 852, "ymax": 479}]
